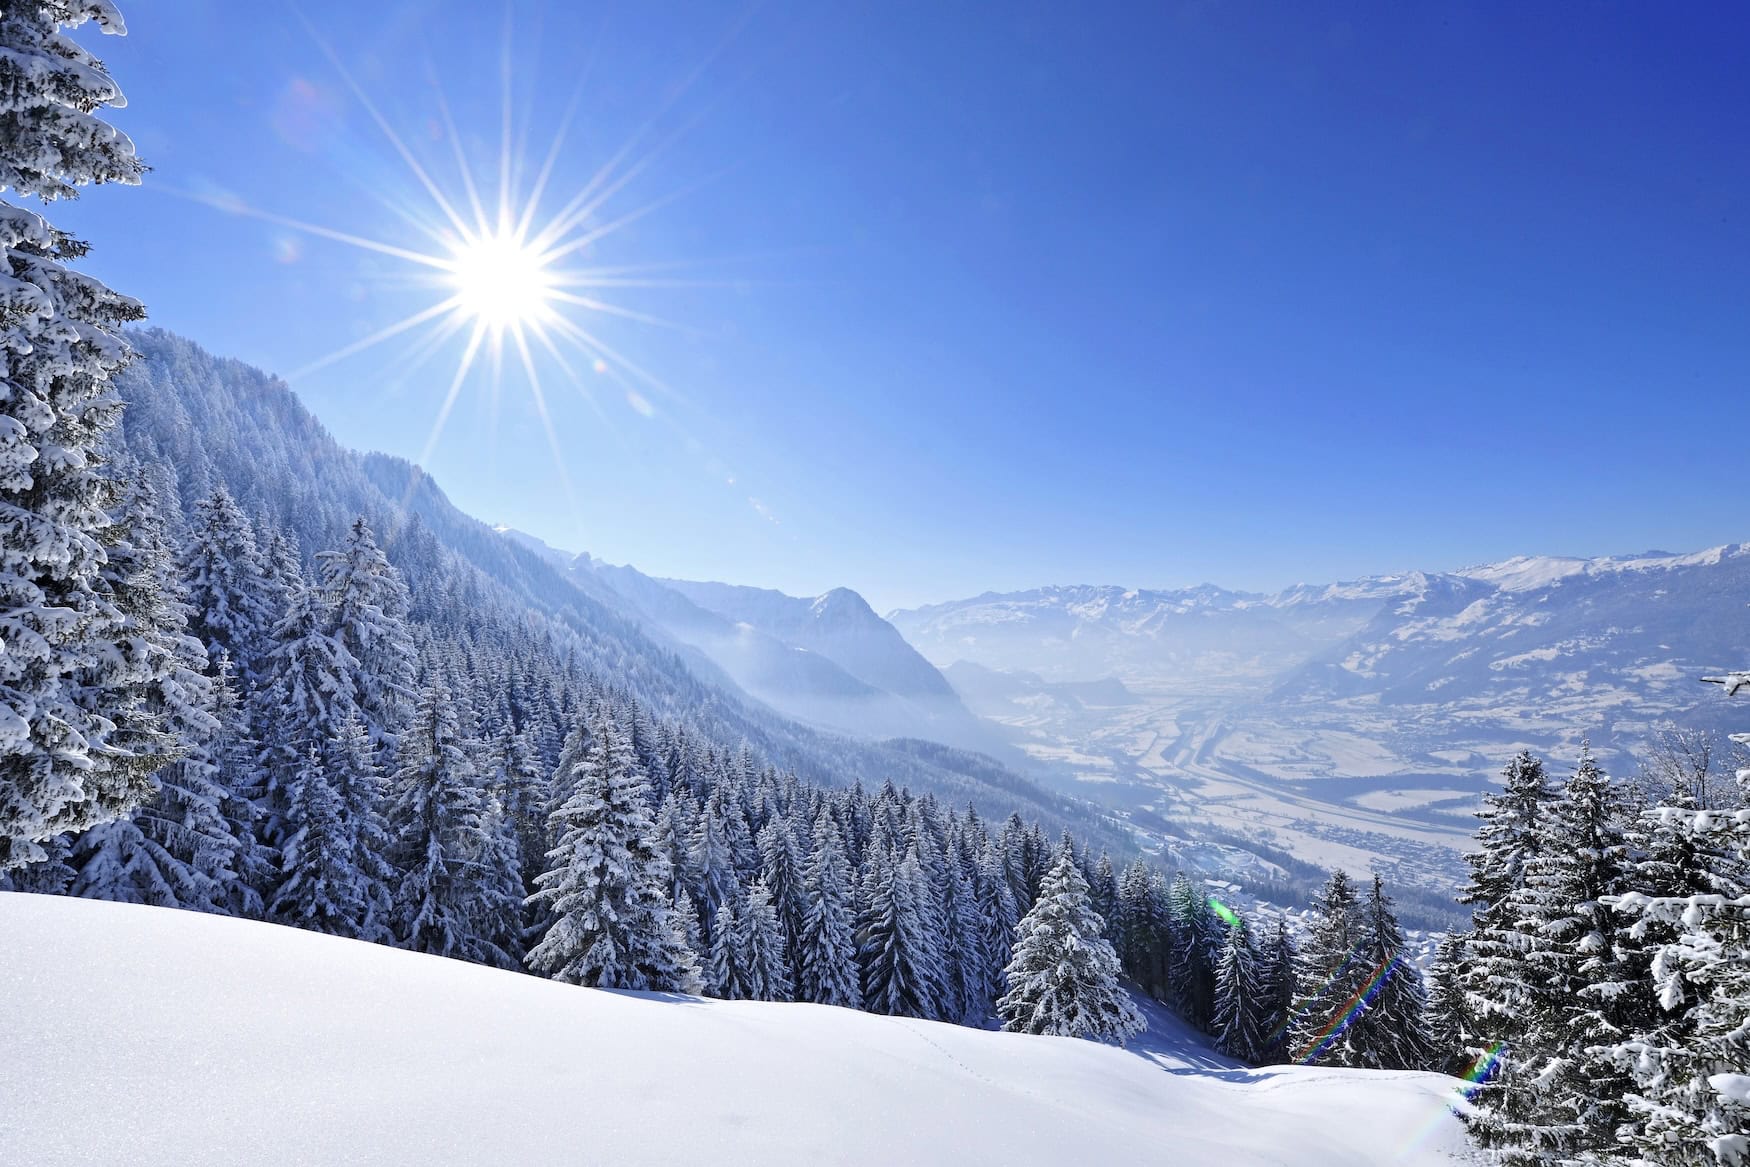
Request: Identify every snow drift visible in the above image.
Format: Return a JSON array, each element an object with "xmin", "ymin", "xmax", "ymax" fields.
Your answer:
[{"xmin": 1, "ymin": 893, "xmax": 1472, "ymax": 1165}]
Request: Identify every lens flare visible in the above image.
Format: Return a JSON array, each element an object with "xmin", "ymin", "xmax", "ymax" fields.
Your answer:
[
  {"xmin": 1294, "ymin": 957, "xmax": 1397, "ymax": 1065},
  {"xmin": 1397, "ymin": 1042, "xmax": 1508, "ymax": 1159}
]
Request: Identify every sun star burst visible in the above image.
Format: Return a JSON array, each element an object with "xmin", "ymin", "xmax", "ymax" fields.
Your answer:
[
  {"xmin": 172, "ymin": 9, "xmax": 744, "ymax": 519},
  {"xmin": 444, "ymin": 227, "xmax": 557, "ymax": 332}
]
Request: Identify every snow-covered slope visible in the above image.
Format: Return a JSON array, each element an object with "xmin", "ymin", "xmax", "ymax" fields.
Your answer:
[{"xmin": 1, "ymin": 894, "xmax": 1472, "ymax": 1166}]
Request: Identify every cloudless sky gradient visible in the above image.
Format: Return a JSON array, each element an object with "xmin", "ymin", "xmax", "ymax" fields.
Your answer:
[{"xmin": 52, "ymin": 1, "xmax": 1750, "ymax": 611}]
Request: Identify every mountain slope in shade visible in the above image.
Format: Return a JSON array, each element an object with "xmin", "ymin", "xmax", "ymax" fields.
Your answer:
[
  {"xmin": 1, "ymin": 894, "xmax": 1472, "ymax": 1167},
  {"xmin": 556, "ymin": 558, "xmax": 1005, "ymax": 753},
  {"xmin": 662, "ymin": 578, "xmax": 958, "ymax": 702},
  {"xmin": 112, "ymin": 330, "xmax": 1116, "ymax": 845}
]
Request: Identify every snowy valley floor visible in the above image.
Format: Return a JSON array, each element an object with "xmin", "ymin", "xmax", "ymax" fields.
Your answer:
[{"xmin": 1, "ymin": 893, "xmax": 1474, "ymax": 1166}]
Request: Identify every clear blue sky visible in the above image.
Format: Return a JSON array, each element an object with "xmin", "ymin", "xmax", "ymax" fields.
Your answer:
[{"xmin": 54, "ymin": 1, "xmax": 1750, "ymax": 611}]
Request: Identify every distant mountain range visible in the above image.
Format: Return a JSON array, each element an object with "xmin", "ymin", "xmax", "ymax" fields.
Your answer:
[
  {"xmin": 495, "ymin": 531, "xmax": 1005, "ymax": 756},
  {"xmin": 889, "ymin": 548, "xmax": 1750, "ymax": 898},
  {"xmin": 891, "ymin": 548, "xmax": 1749, "ymax": 727}
]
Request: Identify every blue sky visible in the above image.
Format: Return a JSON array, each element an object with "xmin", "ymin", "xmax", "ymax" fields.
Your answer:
[{"xmin": 56, "ymin": 2, "xmax": 1750, "ymax": 611}]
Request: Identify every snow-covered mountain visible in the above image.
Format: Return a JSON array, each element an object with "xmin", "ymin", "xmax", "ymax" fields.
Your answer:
[
  {"xmin": 891, "ymin": 549, "xmax": 1750, "ymax": 898},
  {"xmin": 893, "ymin": 549, "xmax": 1750, "ymax": 734},
  {"xmin": 113, "ymin": 331, "xmax": 1113, "ymax": 845},
  {"xmin": 502, "ymin": 546, "xmax": 1006, "ymax": 753},
  {"xmin": 891, "ymin": 582, "xmax": 1387, "ymax": 694},
  {"xmin": 1, "ymin": 893, "xmax": 1473, "ymax": 1166}
]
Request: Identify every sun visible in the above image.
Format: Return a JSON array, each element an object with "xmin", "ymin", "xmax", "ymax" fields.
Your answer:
[
  {"xmin": 182, "ymin": 10, "xmax": 738, "ymax": 512},
  {"xmin": 443, "ymin": 227, "xmax": 556, "ymax": 332}
]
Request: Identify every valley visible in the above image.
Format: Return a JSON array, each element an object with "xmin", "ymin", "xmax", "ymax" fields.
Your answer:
[{"xmin": 893, "ymin": 555, "xmax": 1750, "ymax": 908}]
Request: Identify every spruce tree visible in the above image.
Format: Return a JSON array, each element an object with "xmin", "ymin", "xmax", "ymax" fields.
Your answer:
[
  {"xmin": 973, "ymin": 839, "xmax": 1021, "ymax": 1012},
  {"xmin": 387, "ymin": 679, "xmax": 516, "ymax": 967},
  {"xmin": 268, "ymin": 747, "xmax": 366, "ymax": 936},
  {"xmin": 1213, "ymin": 918, "xmax": 1264, "ymax": 1062},
  {"xmin": 329, "ymin": 709, "xmax": 396, "ymax": 943},
  {"xmin": 1602, "ymin": 671, "xmax": 1750, "ymax": 1165},
  {"xmin": 1468, "ymin": 745, "xmax": 1635, "ymax": 1163},
  {"xmin": 1167, "ymin": 872, "xmax": 1219, "ymax": 1029},
  {"xmin": 859, "ymin": 846, "xmax": 947, "ymax": 1020},
  {"xmin": 524, "ymin": 711, "xmax": 696, "ymax": 991},
  {"xmin": 318, "ymin": 517, "xmax": 415, "ymax": 745},
  {"xmin": 64, "ymin": 474, "xmax": 235, "ymax": 911},
  {"xmin": 489, "ymin": 724, "xmax": 550, "ymax": 895},
  {"xmin": 0, "ymin": 0, "xmax": 169, "ymax": 869},
  {"xmin": 1293, "ymin": 869, "xmax": 1366, "ymax": 1065},
  {"xmin": 1458, "ymin": 750, "xmax": 1557, "ymax": 1064},
  {"xmin": 688, "ymin": 787, "xmax": 739, "ymax": 927},
  {"xmin": 740, "ymin": 878, "xmax": 794, "ymax": 1002},
  {"xmin": 251, "ymin": 581, "xmax": 362, "ymax": 850},
  {"xmin": 1423, "ymin": 933, "xmax": 1473, "ymax": 1077},
  {"xmin": 177, "ymin": 487, "xmax": 276, "ymax": 679},
  {"xmin": 998, "ymin": 847, "xmax": 1145, "ymax": 1045},
  {"xmin": 1088, "ymin": 852, "xmax": 1118, "ymax": 941},
  {"xmin": 756, "ymin": 816, "xmax": 807, "ymax": 976},
  {"xmin": 798, "ymin": 813, "xmax": 860, "ymax": 1008},
  {"xmin": 1347, "ymin": 873, "xmax": 1433, "ymax": 1071},
  {"xmin": 706, "ymin": 888, "xmax": 749, "ymax": 999},
  {"xmin": 1256, "ymin": 915, "xmax": 1299, "ymax": 1065}
]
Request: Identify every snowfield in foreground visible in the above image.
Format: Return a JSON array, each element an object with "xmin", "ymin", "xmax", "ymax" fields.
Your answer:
[{"xmin": 1, "ymin": 894, "xmax": 1472, "ymax": 1166}]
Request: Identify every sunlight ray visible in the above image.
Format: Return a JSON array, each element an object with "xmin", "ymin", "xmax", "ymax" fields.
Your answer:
[
  {"xmin": 498, "ymin": 7, "xmax": 518, "ymax": 234},
  {"xmin": 428, "ymin": 67, "xmax": 492, "ymax": 237},
  {"xmin": 288, "ymin": 297, "xmax": 463, "ymax": 381},
  {"xmin": 163, "ymin": 186, "xmax": 453, "ymax": 270},
  {"xmin": 417, "ymin": 320, "xmax": 489, "ymax": 469},
  {"xmin": 291, "ymin": 3, "xmax": 475, "ymax": 240},
  {"xmin": 537, "ymin": 167, "xmax": 733, "ymax": 267},
  {"xmin": 512, "ymin": 18, "xmax": 603, "ymax": 241},
  {"xmin": 544, "ymin": 312, "xmax": 681, "ymax": 404},
  {"xmin": 546, "ymin": 290, "xmax": 694, "ymax": 333},
  {"xmin": 376, "ymin": 311, "xmax": 476, "ymax": 397},
  {"xmin": 512, "ymin": 325, "xmax": 588, "ymax": 535}
]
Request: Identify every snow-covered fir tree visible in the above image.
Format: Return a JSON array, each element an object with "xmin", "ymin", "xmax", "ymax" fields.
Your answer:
[
  {"xmin": 1455, "ymin": 749, "xmax": 1557, "ymax": 1065},
  {"xmin": 62, "ymin": 473, "xmax": 233, "ymax": 911},
  {"xmin": 387, "ymin": 679, "xmax": 518, "ymax": 968},
  {"xmin": 485, "ymin": 723, "xmax": 549, "ymax": 897},
  {"xmin": 1423, "ymin": 933, "xmax": 1472, "ymax": 1077},
  {"xmin": 738, "ymin": 878, "xmax": 793, "ymax": 1002},
  {"xmin": 318, "ymin": 517, "xmax": 415, "ymax": 746},
  {"xmin": 998, "ymin": 846, "xmax": 1145, "ymax": 1045},
  {"xmin": 1600, "ymin": 670, "xmax": 1750, "ymax": 1166},
  {"xmin": 1212, "ymin": 918, "xmax": 1264, "ymax": 1062},
  {"xmin": 268, "ymin": 747, "xmax": 366, "ymax": 936},
  {"xmin": 1167, "ymin": 870, "xmax": 1220, "ymax": 1029},
  {"xmin": 525, "ymin": 710, "xmax": 698, "ymax": 992},
  {"xmin": 706, "ymin": 887, "xmax": 749, "ymax": 999},
  {"xmin": 0, "ymin": 0, "xmax": 169, "ymax": 870},
  {"xmin": 1256, "ymin": 915, "xmax": 1299, "ymax": 1065},
  {"xmin": 859, "ymin": 845, "xmax": 947, "ymax": 1020},
  {"xmin": 1293, "ymin": 869, "xmax": 1365, "ymax": 1066},
  {"xmin": 251, "ymin": 579, "xmax": 362, "ymax": 849},
  {"xmin": 1346, "ymin": 874, "xmax": 1432, "ymax": 1071},
  {"xmin": 756, "ymin": 816, "xmax": 807, "ymax": 977},
  {"xmin": 1467, "ymin": 745, "xmax": 1634, "ymax": 1164},
  {"xmin": 177, "ymin": 487, "xmax": 276, "ymax": 680},
  {"xmin": 327, "ymin": 709, "xmax": 396, "ymax": 943},
  {"xmin": 797, "ymin": 813, "xmax": 860, "ymax": 1008}
]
